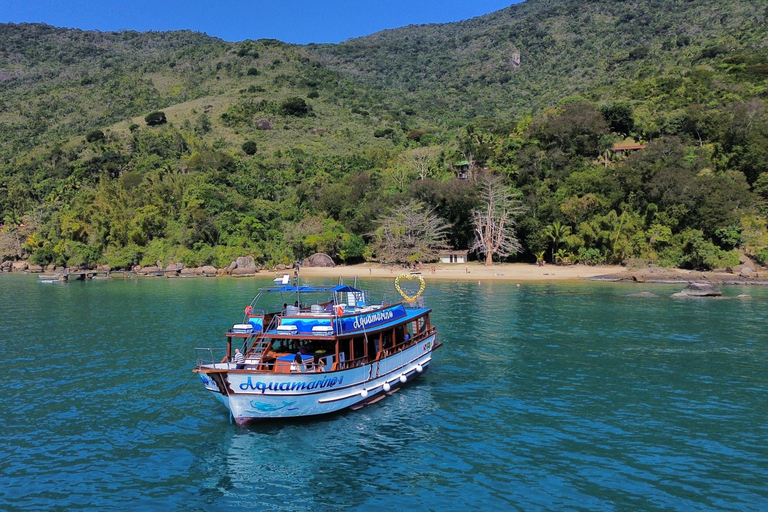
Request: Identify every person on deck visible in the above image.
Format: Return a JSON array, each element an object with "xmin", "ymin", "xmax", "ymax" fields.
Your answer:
[
  {"xmin": 234, "ymin": 348, "xmax": 245, "ymax": 369},
  {"xmin": 290, "ymin": 353, "xmax": 304, "ymax": 372}
]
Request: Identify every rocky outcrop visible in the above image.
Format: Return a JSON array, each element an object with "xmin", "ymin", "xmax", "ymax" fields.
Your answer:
[
  {"xmin": 628, "ymin": 291, "xmax": 659, "ymax": 298},
  {"xmin": 136, "ymin": 265, "xmax": 162, "ymax": 275},
  {"xmin": 227, "ymin": 256, "xmax": 258, "ymax": 276},
  {"xmin": 304, "ymin": 252, "xmax": 335, "ymax": 268},
  {"xmin": 671, "ymin": 282, "xmax": 722, "ymax": 298},
  {"xmin": 235, "ymin": 256, "xmax": 255, "ymax": 269},
  {"xmin": 231, "ymin": 267, "xmax": 258, "ymax": 276}
]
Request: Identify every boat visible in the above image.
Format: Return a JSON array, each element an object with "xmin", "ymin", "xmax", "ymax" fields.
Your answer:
[{"xmin": 193, "ymin": 274, "xmax": 440, "ymax": 424}]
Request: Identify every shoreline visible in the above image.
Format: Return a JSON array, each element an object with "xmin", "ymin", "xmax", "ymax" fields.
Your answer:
[
  {"xmin": 298, "ymin": 262, "xmax": 768, "ymax": 286},
  {"xmin": 8, "ymin": 261, "xmax": 768, "ymax": 286},
  {"xmin": 297, "ymin": 262, "xmax": 625, "ymax": 282}
]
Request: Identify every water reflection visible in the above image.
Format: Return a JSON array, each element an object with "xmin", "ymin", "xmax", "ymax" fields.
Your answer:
[{"xmin": 190, "ymin": 381, "xmax": 438, "ymax": 509}]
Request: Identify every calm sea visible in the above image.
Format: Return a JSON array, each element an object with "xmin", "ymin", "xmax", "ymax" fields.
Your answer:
[{"xmin": 1, "ymin": 273, "xmax": 767, "ymax": 511}]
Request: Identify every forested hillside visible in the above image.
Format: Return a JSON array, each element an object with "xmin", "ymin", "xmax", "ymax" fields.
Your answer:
[
  {"xmin": 1, "ymin": 0, "xmax": 768, "ymax": 271},
  {"xmin": 315, "ymin": 0, "xmax": 767, "ymax": 122}
]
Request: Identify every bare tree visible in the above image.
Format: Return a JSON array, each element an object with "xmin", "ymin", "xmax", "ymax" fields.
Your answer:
[
  {"xmin": 370, "ymin": 200, "xmax": 450, "ymax": 264},
  {"xmin": 400, "ymin": 146, "xmax": 442, "ymax": 180},
  {"xmin": 470, "ymin": 175, "xmax": 527, "ymax": 265}
]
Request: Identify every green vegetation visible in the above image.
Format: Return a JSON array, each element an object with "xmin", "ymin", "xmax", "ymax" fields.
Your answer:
[{"xmin": 2, "ymin": 0, "xmax": 768, "ymax": 271}]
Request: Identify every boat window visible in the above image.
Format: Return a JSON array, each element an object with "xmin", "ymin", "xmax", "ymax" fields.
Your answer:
[{"xmin": 352, "ymin": 337, "xmax": 365, "ymax": 360}]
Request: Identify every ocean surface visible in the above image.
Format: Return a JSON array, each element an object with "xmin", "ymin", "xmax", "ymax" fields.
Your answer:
[{"xmin": 1, "ymin": 272, "xmax": 767, "ymax": 511}]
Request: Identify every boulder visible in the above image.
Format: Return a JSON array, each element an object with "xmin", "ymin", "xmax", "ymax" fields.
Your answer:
[
  {"xmin": 200, "ymin": 265, "xmax": 218, "ymax": 275},
  {"xmin": 740, "ymin": 267, "xmax": 753, "ymax": 277},
  {"xmin": 165, "ymin": 262, "xmax": 184, "ymax": 272},
  {"xmin": 27, "ymin": 264, "xmax": 44, "ymax": 273},
  {"xmin": 180, "ymin": 267, "xmax": 197, "ymax": 275},
  {"xmin": 137, "ymin": 266, "xmax": 162, "ymax": 275},
  {"xmin": 236, "ymin": 256, "xmax": 255, "ymax": 269},
  {"xmin": 12, "ymin": 261, "xmax": 28, "ymax": 271},
  {"xmin": 231, "ymin": 266, "xmax": 258, "ymax": 276},
  {"xmin": 304, "ymin": 252, "xmax": 335, "ymax": 268},
  {"xmin": 671, "ymin": 282, "xmax": 722, "ymax": 298}
]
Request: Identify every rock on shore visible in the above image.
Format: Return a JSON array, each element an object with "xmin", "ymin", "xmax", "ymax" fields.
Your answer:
[{"xmin": 671, "ymin": 282, "xmax": 722, "ymax": 298}]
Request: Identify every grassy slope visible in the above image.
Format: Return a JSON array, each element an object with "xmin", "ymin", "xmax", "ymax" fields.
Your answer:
[
  {"xmin": 0, "ymin": 24, "xmax": 441, "ymax": 165},
  {"xmin": 3, "ymin": 0, "xmax": 766, "ymax": 159}
]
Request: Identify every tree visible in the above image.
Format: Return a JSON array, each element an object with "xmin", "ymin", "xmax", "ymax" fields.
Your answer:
[
  {"xmin": 544, "ymin": 221, "xmax": 572, "ymax": 263},
  {"xmin": 601, "ymin": 104, "xmax": 634, "ymax": 137},
  {"xmin": 144, "ymin": 111, "xmax": 167, "ymax": 126},
  {"xmin": 280, "ymin": 97, "xmax": 309, "ymax": 117},
  {"xmin": 470, "ymin": 175, "xmax": 526, "ymax": 265},
  {"xmin": 399, "ymin": 146, "xmax": 442, "ymax": 180},
  {"xmin": 85, "ymin": 129, "xmax": 105, "ymax": 143},
  {"xmin": 370, "ymin": 200, "xmax": 450, "ymax": 264},
  {"xmin": 242, "ymin": 141, "xmax": 258, "ymax": 155}
]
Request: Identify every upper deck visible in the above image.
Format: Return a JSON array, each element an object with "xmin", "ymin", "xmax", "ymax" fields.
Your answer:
[{"xmin": 236, "ymin": 282, "xmax": 430, "ymax": 339}]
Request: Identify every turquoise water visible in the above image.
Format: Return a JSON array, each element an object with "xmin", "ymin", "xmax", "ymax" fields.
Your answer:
[{"xmin": 1, "ymin": 273, "xmax": 768, "ymax": 511}]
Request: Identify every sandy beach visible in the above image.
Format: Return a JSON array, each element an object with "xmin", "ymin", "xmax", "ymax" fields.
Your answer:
[{"xmin": 296, "ymin": 262, "xmax": 625, "ymax": 282}]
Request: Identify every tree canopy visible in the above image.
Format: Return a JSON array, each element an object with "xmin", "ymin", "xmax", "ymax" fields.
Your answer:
[{"xmin": 2, "ymin": 1, "xmax": 768, "ymax": 270}]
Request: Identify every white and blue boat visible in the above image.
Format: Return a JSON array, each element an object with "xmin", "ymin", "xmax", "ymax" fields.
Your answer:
[{"xmin": 194, "ymin": 275, "xmax": 440, "ymax": 424}]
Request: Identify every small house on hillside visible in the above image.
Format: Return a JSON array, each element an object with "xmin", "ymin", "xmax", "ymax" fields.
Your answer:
[
  {"xmin": 454, "ymin": 161, "xmax": 470, "ymax": 180},
  {"xmin": 612, "ymin": 142, "xmax": 647, "ymax": 156},
  {"xmin": 439, "ymin": 250, "xmax": 468, "ymax": 264}
]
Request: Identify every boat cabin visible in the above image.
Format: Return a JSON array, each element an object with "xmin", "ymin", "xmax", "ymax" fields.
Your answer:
[{"xmin": 217, "ymin": 284, "xmax": 433, "ymax": 375}]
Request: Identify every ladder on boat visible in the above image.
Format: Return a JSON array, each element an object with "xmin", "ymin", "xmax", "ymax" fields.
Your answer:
[{"xmin": 246, "ymin": 334, "xmax": 271, "ymax": 362}]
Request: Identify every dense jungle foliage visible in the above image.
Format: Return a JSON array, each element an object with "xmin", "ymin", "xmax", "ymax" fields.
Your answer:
[{"xmin": 1, "ymin": 0, "xmax": 768, "ymax": 270}]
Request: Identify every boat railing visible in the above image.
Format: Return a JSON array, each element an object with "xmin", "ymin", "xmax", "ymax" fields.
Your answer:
[
  {"xmin": 264, "ymin": 314, "xmax": 281, "ymax": 332},
  {"xmin": 194, "ymin": 347, "xmax": 228, "ymax": 367},
  {"xmin": 402, "ymin": 295, "xmax": 427, "ymax": 309},
  {"xmin": 378, "ymin": 325, "xmax": 435, "ymax": 357},
  {"xmin": 242, "ymin": 308, "xmax": 265, "ymax": 323},
  {"xmin": 338, "ymin": 355, "xmax": 368, "ymax": 370}
]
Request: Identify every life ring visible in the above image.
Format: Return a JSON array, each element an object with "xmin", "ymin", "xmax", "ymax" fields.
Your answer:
[
  {"xmin": 336, "ymin": 305, "xmax": 344, "ymax": 316},
  {"xmin": 244, "ymin": 305, "xmax": 253, "ymax": 316}
]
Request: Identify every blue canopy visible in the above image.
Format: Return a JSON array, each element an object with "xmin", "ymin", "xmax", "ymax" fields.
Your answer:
[
  {"xmin": 330, "ymin": 285, "xmax": 363, "ymax": 293},
  {"xmin": 263, "ymin": 285, "xmax": 362, "ymax": 293}
]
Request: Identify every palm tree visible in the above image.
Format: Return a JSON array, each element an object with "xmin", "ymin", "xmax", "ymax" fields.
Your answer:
[{"xmin": 544, "ymin": 221, "xmax": 571, "ymax": 263}]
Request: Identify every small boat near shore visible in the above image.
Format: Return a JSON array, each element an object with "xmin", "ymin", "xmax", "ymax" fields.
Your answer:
[{"xmin": 194, "ymin": 275, "xmax": 440, "ymax": 424}]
